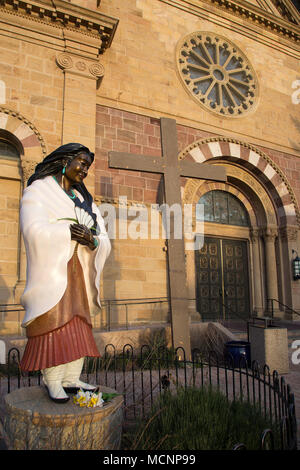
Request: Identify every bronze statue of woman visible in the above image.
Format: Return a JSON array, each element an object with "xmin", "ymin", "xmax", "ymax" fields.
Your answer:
[{"xmin": 19, "ymin": 143, "xmax": 111, "ymax": 403}]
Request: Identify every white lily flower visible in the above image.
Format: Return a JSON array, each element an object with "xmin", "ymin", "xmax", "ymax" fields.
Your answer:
[
  {"xmin": 96, "ymin": 392, "xmax": 104, "ymax": 407},
  {"xmin": 73, "ymin": 389, "xmax": 105, "ymax": 408},
  {"xmin": 75, "ymin": 207, "xmax": 94, "ymax": 229}
]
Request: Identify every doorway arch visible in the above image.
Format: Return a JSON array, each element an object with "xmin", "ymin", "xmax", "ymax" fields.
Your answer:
[
  {"xmin": 195, "ymin": 190, "xmax": 251, "ymax": 320},
  {"xmin": 181, "ymin": 138, "xmax": 299, "ymax": 319}
]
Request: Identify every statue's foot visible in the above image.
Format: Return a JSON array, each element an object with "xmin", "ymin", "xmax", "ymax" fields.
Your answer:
[
  {"xmin": 43, "ymin": 379, "xmax": 70, "ymax": 404},
  {"xmin": 62, "ymin": 380, "xmax": 99, "ymax": 394}
]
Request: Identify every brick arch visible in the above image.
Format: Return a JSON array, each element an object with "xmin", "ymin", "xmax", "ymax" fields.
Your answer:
[
  {"xmin": 0, "ymin": 106, "xmax": 46, "ymax": 159},
  {"xmin": 179, "ymin": 137, "xmax": 299, "ymax": 227}
]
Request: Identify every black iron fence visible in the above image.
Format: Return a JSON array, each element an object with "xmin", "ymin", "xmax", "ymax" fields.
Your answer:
[{"xmin": 1, "ymin": 344, "xmax": 297, "ymax": 451}]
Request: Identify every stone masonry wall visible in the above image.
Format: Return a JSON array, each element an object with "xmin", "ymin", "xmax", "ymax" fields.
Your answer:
[
  {"xmin": 0, "ymin": 176, "xmax": 20, "ymax": 304},
  {"xmin": 95, "ymin": 106, "xmax": 169, "ymax": 313},
  {"xmin": 0, "ymin": 35, "xmax": 64, "ymax": 302},
  {"xmin": 95, "ymin": 103, "xmax": 300, "ymax": 317},
  {"xmin": 97, "ymin": 0, "xmax": 300, "ymax": 156},
  {"xmin": 95, "ymin": 104, "xmax": 300, "ymax": 211},
  {"xmin": 0, "ymin": 38, "xmax": 64, "ymax": 153}
]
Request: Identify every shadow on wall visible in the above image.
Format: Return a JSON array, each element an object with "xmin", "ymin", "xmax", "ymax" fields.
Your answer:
[
  {"xmin": 0, "ymin": 274, "xmax": 12, "ymax": 322},
  {"xmin": 0, "ymin": 274, "xmax": 11, "ymax": 303},
  {"xmin": 101, "ymin": 237, "xmax": 121, "ymax": 328},
  {"xmin": 290, "ymin": 115, "xmax": 300, "ymax": 151},
  {"xmin": 92, "ymin": 322, "xmax": 236, "ymax": 357},
  {"xmin": 0, "ymin": 274, "xmax": 26, "ymax": 338}
]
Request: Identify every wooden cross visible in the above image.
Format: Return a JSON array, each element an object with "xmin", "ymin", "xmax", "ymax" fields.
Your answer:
[{"xmin": 108, "ymin": 118, "xmax": 226, "ymax": 360}]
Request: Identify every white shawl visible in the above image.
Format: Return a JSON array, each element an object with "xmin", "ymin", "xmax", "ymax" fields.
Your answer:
[{"xmin": 20, "ymin": 176, "xmax": 111, "ymax": 327}]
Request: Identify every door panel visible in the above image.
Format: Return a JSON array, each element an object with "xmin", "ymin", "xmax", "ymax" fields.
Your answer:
[
  {"xmin": 195, "ymin": 237, "xmax": 250, "ymax": 320},
  {"xmin": 222, "ymin": 239, "xmax": 250, "ymax": 319},
  {"xmin": 195, "ymin": 238, "xmax": 223, "ymax": 319}
]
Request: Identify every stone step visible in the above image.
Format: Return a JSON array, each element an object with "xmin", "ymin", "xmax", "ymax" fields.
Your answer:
[{"xmin": 231, "ymin": 329, "xmax": 300, "ymax": 347}]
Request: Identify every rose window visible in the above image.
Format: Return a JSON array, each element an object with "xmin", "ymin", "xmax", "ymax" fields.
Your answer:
[{"xmin": 177, "ymin": 32, "xmax": 258, "ymax": 117}]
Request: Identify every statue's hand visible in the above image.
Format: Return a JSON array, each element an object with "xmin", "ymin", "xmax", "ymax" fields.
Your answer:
[{"xmin": 70, "ymin": 224, "xmax": 94, "ymax": 248}]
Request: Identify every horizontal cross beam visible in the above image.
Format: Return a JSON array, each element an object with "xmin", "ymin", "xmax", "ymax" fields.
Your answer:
[{"xmin": 108, "ymin": 152, "xmax": 227, "ymax": 182}]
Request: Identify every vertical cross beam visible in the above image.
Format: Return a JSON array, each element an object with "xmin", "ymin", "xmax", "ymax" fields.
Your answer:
[
  {"xmin": 160, "ymin": 118, "xmax": 191, "ymax": 359},
  {"xmin": 108, "ymin": 117, "xmax": 227, "ymax": 360}
]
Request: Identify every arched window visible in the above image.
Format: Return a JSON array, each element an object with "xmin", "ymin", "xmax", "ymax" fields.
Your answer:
[
  {"xmin": 196, "ymin": 190, "xmax": 249, "ymax": 227},
  {"xmin": 0, "ymin": 140, "xmax": 19, "ymax": 160},
  {"xmin": 0, "ymin": 134, "xmax": 22, "ymax": 306}
]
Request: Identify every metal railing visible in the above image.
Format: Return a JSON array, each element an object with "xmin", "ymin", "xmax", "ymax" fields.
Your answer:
[
  {"xmin": 0, "ymin": 304, "xmax": 25, "ymax": 319},
  {"xmin": 98, "ymin": 296, "xmax": 256, "ymax": 330},
  {"xmin": 267, "ymin": 298, "xmax": 300, "ymax": 319},
  {"xmin": 0, "ymin": 304, "xmax": 25, "ymax": 336},
  {"xmin": 0, "ymin": 298, "xmax": 170, "ymax": 334},
  {"xmin": 1, "ymin": 296, "xmax": 300, "ymax": 336},
  {"xmin": 2, "ymin": 344, "xmax": 297, "ymax": 450},
  {"xmin": 98, "ymin": 297, "xmax": 170, "ymax": 331}
]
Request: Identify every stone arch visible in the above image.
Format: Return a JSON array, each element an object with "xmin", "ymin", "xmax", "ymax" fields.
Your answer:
[
  {"xmin": 179, "ymin": 137, "xmax": 299, "ymax": 227},
  {"xmin": 181, "ymin": 138, "xmax": 300, "ymax": 318},
  {"xmin": 0, "ymin": 106, "xmax": 46, "ymax": 182}
]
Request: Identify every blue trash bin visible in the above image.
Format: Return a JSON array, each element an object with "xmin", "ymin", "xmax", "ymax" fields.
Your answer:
[{"xmin": 224, "ymin": 340, "xmax": 251, "ymax": 368}]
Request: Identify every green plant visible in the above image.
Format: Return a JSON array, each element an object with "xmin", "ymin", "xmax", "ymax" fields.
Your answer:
[{"xmin": 123, "ymin": 386, "xmax": 280, "ymax": 450}]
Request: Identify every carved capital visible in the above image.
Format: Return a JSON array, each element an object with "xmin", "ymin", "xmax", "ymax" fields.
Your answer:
[
  {"xmin": 88, "ymin": 62, "xmax": 105, "ymax": 79},
  {"xmin": 279, "ymin": 226, "xmax": 298, "ymax": 241},
  {"xmin": 250, "ymin": 228, "xmax": 260, "ymax": 243},
  {"xmin": 56, "ymin": 53, "xmax": 105, "ymax": 81},
  {"xmin": 56, "ymin": 53, "xmax": 74, "ymax": 70},
  {"xmin": 261, "ymin": 227, "xmax": 278, "ymax": 242},
  {"xmin": 20, "ymin": 159, "xmax": 37, "ymax": 184}
]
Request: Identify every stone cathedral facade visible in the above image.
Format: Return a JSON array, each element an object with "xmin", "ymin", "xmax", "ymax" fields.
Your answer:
[{"xmin": 0, "ymin": 0, "xmax": 299, "ymax": 334}]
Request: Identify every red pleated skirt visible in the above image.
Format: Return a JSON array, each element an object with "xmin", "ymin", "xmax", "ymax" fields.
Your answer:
[
  {"xmin": 20, "ymin": 249, "xmax": 100, "ymax": 372},
  {"xmin": 20, "ymin": 316, "xmax": 100, "ymax": 371}
]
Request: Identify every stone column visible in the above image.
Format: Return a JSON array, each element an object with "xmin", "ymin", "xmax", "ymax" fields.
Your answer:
[
  {"xmin": 185, "ymin": 247, "xmax": 198, "ymax": 321},
  {"xmin": 14, "ymin": 159, "xmax": 38, "ymax": 304},
  {"xmin": 262, "ymin": 227, "xmax": 279, "ymax": 317},
  {"xmin": 279, "ymin": 225, "xmax": 299, "ymax": 318},
  {"xmin": 56, "ymin": 52, "xmax": 105, "ymax": 198},
  {"xmin": 250, "ymin": 228, "xmax": 264, "ymax": 317},
  {"xmin": 185, "ymin": 213, "xmax": 201, "ymax": 322}
]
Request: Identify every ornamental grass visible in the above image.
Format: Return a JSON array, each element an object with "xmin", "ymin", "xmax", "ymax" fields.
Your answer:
[{"xmin": 123, "ymin": 386, "xmax": 280, "ymax": 450}]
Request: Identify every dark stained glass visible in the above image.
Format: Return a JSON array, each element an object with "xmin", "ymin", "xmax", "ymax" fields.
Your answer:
[
  {"xmin": 197, "ymin": 190, "xmax": 249, "ymax": 227},
  {"xmin": 196, "ymin": 191, "xmax": 213, "ymax": 221},
  {"xmin": 0, "ymin": 141, "xmax": 19, "ymax": 160}
]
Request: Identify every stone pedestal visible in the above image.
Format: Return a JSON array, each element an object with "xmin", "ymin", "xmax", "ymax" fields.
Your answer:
[
  {"xmin": 248, "ymin": 323, "xmax": 289, "ymax": 374},
  {"xmin": 3, "ymin": 385, "xmax": 123, "ymax": 450}
]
